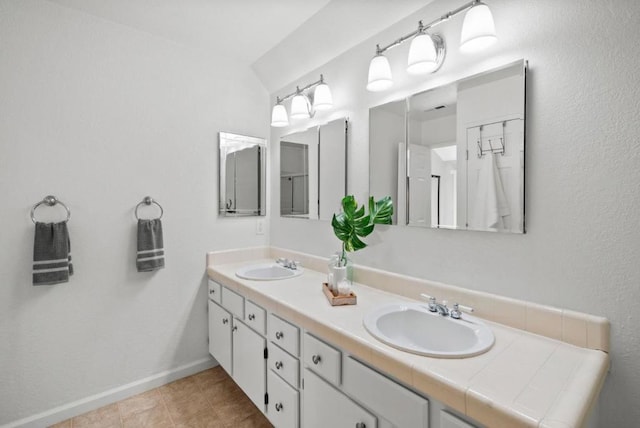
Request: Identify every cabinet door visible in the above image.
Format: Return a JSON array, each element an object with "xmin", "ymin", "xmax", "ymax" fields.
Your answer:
[
  {"xmin": 303, "ymin": 368, "xmax": 376, "ymax": 428},
  {"xmin": 268, "ymin": 370, "xmax": 299, "ymax": 428},
  {"xmin": 208, "ymin": 300, "xmax": 232, "ymax": 375},
  {"xmin": 233, "ymin": 319, "xmax": 267, "ymax": 412}
]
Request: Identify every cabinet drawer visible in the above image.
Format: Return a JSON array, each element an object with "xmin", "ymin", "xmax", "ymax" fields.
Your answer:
[
  {"xmin": 268, "ymin": 370, "xmax": 299, "ymax": 428},
  {"xmin": 343, "ymin": 357, "xmax": 429, "ymax": 428},
  {"xmin": 207, "ymin": 279, "xmax": 221, "ymax": 304},
  {"xmin": 303, "ymin": 368, "xmax": 376, "ymax": 428},
  {"xmin": 269, "ymin": 342, "xmax": 300, "ymax": 388},
  {"xmin": 244, "ymin": 300, "xmax": 266, "ymax": 335},
  {"xmin": 269, "ymin": 314, "xmax": 299, "ymax": 356},
  {"xmin": 303, "ymin": 333, "xmax": 341, "ymax": 386},
  {"xmin": 221, "ymin": 286, "xmax": 244, "ymax": 318}
]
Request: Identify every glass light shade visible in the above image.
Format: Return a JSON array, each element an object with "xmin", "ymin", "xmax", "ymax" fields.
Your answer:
[
  {"xmin": 366, "ymin": 54, "xmax": 393, "ymax": 92},
  {"xmin": 313, "ymin": 83, "xmax": 333, "ymax": 111},
  {"xmin": 407, "ymin": 33, "xmax": 438, "ymax": 75},
  {"xmin": 271, "ymin": 104, "xmax": 289, "ymax": 127},
  {"xmin": 460, "ymin": 2, "xmax": 497, "ymax": 53},
  {"xmin": 290, "ymin": 93, "xmax": 310, "ymax": 119}
]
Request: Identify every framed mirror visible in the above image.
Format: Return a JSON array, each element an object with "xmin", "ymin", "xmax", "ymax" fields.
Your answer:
[
  {"xmin": 369, "ymin": 59, "xmax": 527, "ymax": 233},
  {"xmin": 218, "ymin": 132, "xmax": 266, "ymax": 216},
  {"xmin": 280, "ymin": 118, "xmax": 348, "ymax": 220}
]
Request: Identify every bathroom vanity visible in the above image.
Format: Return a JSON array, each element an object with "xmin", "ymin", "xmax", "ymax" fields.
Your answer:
[{"xmin": 206, "ymin": 247, "xmax": 609, "ymax": 428}]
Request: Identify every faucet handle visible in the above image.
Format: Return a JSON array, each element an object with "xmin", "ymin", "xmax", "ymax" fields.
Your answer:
[
  {"xmin": 292, "ymin": 260, "xmax": 301, "ymax": 270},
  {"xmin": 450, "ymin": 303, "xmax": 462, "ymax": 319},
  {"xmin": 420, "ymin": 293, "xmax": 438, "ymax": 312}
]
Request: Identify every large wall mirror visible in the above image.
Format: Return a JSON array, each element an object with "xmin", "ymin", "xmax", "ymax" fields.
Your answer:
[
  {"xmin": 280, "ymin": 118, "xmax": 348, "ymax": 220},
  {"xmin": 370, "ymin": 59, "xmax": 527, "ymax": 233},
  {"xmin": 219, "ymin": 132, "xmax": 266, "ymax": 216}
]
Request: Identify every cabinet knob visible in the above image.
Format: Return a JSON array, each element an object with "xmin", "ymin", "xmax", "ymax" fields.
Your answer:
[
  {"xmin": 248, "ymin": 314, "xmax": 255, "ymax": 321},
  {"xmin": 232, "ymin": 326, "xmax": 238, "ymax": 332},
  {"xmin": 275, "ymin": 403, "xmax": 283, "ymax": 412},
  {"xmin": 355, "ymin": 423, "xmax": 366, "ymax": 428},
  {"xmin": 222, "ymin": 318, "xmax": 229, "ymax": 325},
  {"xmin": 209, "ymin": 289, "xmax": 215, "ymax": 294},
  {"xmin": 275, "ymin": 331, "xmax": 284, "ymax": 340},
  {"xmin": 312, "ymin": 355, "xmax": 321, "ymax": 365},
  {"xmin": 275, "ymin": 361, "xmax": 283, "ymax": 370}
]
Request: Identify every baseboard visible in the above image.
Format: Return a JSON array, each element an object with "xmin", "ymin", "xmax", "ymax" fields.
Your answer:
[{"xmin": 2, "ymin": 357, "xmax": 217, "ymax": 428}]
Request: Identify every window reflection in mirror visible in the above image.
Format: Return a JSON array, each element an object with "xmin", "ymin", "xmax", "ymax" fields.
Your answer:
[
  {"xmin": 279, "ymin": 118, "xmax": 348, "ymax": 220},
  {"xmin": 219, "ymin": 132, "xmax": 266, "ymax": 216},
  {"xmin": 369, "ymin": 59, "xmax": 527, "ymax": 233}
]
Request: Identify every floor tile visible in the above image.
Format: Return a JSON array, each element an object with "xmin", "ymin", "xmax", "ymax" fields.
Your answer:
[
  {"xmin": 164, "ymin": 393, "xmax": 214, "ymax": 422},
  {"xmin": 122, "ymin": 405, "xmax": 173, "ymax": 428},
  {"xmin": 48, "ymin": 421, "xmax": 71, "ymax": 428},
  {"xmin": 173, "ymin": 409, "xmax": 227, "ymax": 428},
  {"xmin": 71, "ymin": 403, "xmax": 121, "ymax": 428},
  {"xmin": 118, "ymin": 389, "xmax": 164, "ymax": 419}
]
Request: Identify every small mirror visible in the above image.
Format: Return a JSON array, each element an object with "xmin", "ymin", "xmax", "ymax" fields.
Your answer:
[
  {"xmin": 218, "ymin": 132, "xmax": 266, "ymax": 216},
  {"xmin": 279, "ymin": 118, "xmax": 348, "ymax": 220},
  {"xmin": 370, "ymin": 59, "xmax": 527, "ymax": 233}
]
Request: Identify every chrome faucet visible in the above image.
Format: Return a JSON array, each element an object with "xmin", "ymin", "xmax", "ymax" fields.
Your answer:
[
  {"xmin": 428, "ymin": 297, "xmax": 449, "ymax": 316},
  {"xmin": 276, "ymin": 258, "xmax": 300, "ymax": 270}
]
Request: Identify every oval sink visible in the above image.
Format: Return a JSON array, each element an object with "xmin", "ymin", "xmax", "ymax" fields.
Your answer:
[
  {"xmin": 364, "ymin": 303, "xmax": 494, "ymax": 358},
  {"xmin": 235, "ymin": 263, "xmax": 303, "ymax": 281}
]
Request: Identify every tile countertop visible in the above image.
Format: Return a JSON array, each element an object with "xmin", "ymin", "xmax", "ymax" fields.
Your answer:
[{"xmin": 207, "ymin": 257, "xmax": 609, "ymax": 428}]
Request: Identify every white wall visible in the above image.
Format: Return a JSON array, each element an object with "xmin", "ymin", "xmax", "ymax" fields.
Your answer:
[
  {"xmin": 0, "ymin": 0, "xmax": 269, "ymax": 424},
  {"xmin": 270, "ymin": 0, "xmax": 640, "ymax": 425}
]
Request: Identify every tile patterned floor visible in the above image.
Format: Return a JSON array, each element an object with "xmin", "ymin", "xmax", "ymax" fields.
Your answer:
[{"xmin": 49, "ymin": 366, "xmax": 273, "ymax": 428}]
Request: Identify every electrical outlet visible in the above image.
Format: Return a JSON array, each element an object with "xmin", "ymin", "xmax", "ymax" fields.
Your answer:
[{"xmin": 256, "ymin": 219, "xmax": 265, "ymax": 235}]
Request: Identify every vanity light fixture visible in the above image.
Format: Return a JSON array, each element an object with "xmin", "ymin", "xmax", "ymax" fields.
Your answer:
[
  {"xmin": 270, "ymin": 75, "xmax": 333, "ymax": 127},
  {"xmin": 366, "ymin": 0, "xmax": 496, "ymax": 92}
]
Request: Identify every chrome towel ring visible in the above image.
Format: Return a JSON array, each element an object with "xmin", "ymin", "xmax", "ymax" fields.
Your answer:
[
  {"xmin": 31, "ymin": 195, "xmax": 71, "ymax": 224},
  {"xmin": 135, "ymin": 196, "xmax": 164, "ymax": 220}
]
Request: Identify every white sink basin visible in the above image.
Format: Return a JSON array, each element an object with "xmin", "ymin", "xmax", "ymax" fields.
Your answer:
[
  {"xmin": 364, "ymin": 303, "xmax": 494, "ymax": 358},
  {"xmin": 235, "ymin": 263, "xmax": 303, "ymax": 281}
]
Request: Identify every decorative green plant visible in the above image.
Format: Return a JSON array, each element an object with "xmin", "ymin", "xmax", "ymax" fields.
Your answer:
[{"xmin": 331, "ymin": 195, "xmax": 393, "ymax": 266}]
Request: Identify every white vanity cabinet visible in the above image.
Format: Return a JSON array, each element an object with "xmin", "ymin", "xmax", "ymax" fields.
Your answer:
[
  {"xmin": 207, "ymin": 280, "xmax": 267, "ymax": 412},
  {"xmin": 207, "ymin": 277, "xmax": 478, "ymax": 428}
]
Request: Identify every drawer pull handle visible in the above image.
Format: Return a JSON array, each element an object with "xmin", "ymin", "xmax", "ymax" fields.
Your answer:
[
  {"xmin": 275, "ymin": 361, "xmax": 283, "ymax": 370},
  {"xmin": 222, "ymin": 318, "xmax": 229, "ymax": 325},
  {"xmin": 275, "ymin": 331, "xmax": 284, "ymax": 340},
  {"xmin": 232, "ymin": 326, "xmax": 238, "ymax": 332},
  {"xmin": 209, "ymin": 289, "xmax": 215, "ymax": 294},
  {"xmin": 275, "ymin": 403, "xmax": 283, "ymax": 412},
  {"xmin": 312, "ymin": 355, "xmax": 321, "ymax": 365},
  {"xmin": 355, "ymin": 423, "xmax": 366, "ymax": 428},
  {"xmin": 248, "ymin": 314, "xmax": 255, "ymax": 321}
]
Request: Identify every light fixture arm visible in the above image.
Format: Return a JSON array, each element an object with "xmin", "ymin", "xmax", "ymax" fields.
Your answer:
[
  {"xmin": 276, "ymin": 74, "xmax": 326, "ymax": 104},
  {"xmin": 375, "ymin": 0, "xmax": 480, "ymax": 55}
]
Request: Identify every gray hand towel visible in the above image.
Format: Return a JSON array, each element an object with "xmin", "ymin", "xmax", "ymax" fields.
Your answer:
[
  {"xmin": 137, "ymin": 219, "xmax": 165, "ymax": 272},
  {"xmin": 33, "ymin": 222, "xmax": 73, "ymax": 285}
]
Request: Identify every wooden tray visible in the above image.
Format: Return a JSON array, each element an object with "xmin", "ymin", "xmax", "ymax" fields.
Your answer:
[{"xmin": 322, "ymin": 282, "xmax": 357, "ymax": 306}]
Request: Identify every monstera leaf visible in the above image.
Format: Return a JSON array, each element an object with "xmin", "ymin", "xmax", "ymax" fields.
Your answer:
[{"xmin": 331, "ymin": 195, "xmax": 393, "ymax": 262}]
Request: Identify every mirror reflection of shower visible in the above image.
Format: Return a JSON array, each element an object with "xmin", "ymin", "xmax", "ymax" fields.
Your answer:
[{"xmin": 280, "ymin": 141, "xmax": 309, "ymax": 217}]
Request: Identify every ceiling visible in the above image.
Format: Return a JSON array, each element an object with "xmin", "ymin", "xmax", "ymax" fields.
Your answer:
[{"xmin": 47, "ymin": 0, "xmax": 430, "ymax": 92}]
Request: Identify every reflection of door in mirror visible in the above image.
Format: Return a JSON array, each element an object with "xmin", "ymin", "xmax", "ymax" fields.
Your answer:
[
  {"xmin": 280, "ymin": 125, "xmax": 319, "ymax": 218},
  {"xmin": 407, "ymin": 85, "xmax": 457, "ymax": 229},
  {"xmin": 218, "ymin": 132, "xmax": 266, "ymax": 217},
  {"xmin": 370, "ymin": 100, "xmax": 406, "ymax": 225}
]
